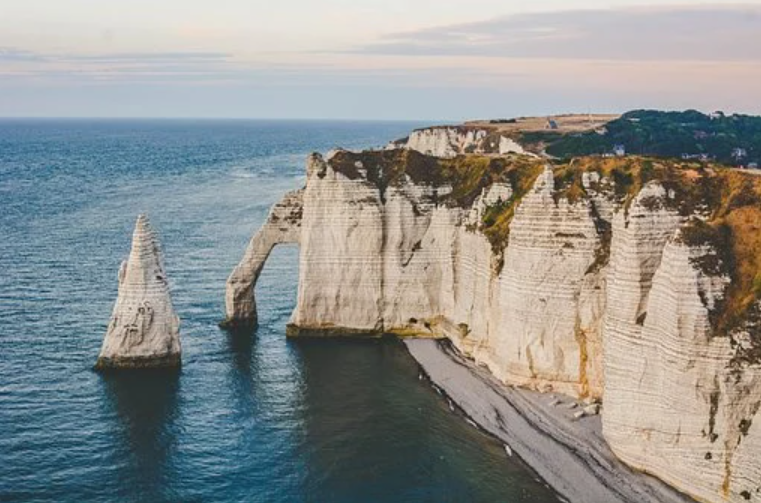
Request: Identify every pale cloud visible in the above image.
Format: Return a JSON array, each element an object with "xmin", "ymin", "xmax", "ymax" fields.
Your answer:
[
  {"xmin": 0, "ymin": 47, "xmax": 493, "ymax": 87},
  {"xmin": 0, "ymin": 48, "xmax": 46, "ymax": 62},
  {"xmin": 3, "ymin": 50, "xmax": 191, "ymax": 80},
  {"xmin": 63, "ymin": 52, "xmax": 231, "ymax": 63},
  {"xmin": 351, "ymin": 4, "xmax": 761, "ymax": 61}
]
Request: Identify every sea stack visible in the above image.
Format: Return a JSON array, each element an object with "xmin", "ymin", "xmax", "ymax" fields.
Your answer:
[{"xmin": 96, "ymin": 215, "xmax": 181, "ymax": 369}]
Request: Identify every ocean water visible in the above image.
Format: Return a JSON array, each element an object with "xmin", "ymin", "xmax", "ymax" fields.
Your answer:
[{"xmin": 0, "ymin": 119, "xmax": 558, "ymax": 503}]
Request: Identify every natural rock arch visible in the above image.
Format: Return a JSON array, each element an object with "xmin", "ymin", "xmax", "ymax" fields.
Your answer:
[{"xmin": 222, "ymin": 189, "xmax": 303, "ymax": 328}]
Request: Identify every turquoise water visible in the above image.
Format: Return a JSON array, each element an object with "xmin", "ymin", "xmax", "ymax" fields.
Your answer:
[{"xmin": 0, "ymin": 119, "xmax": 558, "ymax": 502}]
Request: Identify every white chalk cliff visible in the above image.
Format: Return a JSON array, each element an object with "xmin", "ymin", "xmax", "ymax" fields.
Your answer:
[
  {"xmin": 225, "ymin": 146, "xmax": 761, "ymax": 503},
  {"xmin": 398, "ymin": 126, "xmax": 533, "ymax": 158},
  {"xmin": 97, "ymin": 215, "xmax": 181, "ymax": 369},
  {"xmin": 603, "ymin": 204, "xmax": 761, "ymax": 503}
]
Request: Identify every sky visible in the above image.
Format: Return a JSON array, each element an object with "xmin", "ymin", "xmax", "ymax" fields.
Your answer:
[{"xmin": 1, "ymin": 0, "xmax": 761, "ymax": 120}]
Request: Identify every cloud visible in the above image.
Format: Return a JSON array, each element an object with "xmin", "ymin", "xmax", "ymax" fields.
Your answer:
[
  {"xmin": 0, "ymin": 44, "xmax": 534, "ymax": 89},
  {"xmin": 0, "ymin": 47, "xmax": 482, "ymax": 88},
  {"xmin": 0, "ymin": 47, "xmax": 47, "ymax": 62},
  {"xmin": 349, "ymin": 4, "xmax": 761, "ymax": 61},
  {"xmin": 0, "ymin": 48, "xmax": 231, "ymax": 65},
  {"xmin": 61, "ymin": 52, "xmax": 231, "ymax": 64},
  {"xmin": 0, "ymin": 49, "xmax": 238, "ymax": 83}
]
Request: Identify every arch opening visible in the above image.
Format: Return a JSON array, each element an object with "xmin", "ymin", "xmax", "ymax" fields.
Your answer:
[{"xmin": 221, "ymin": 189, "xmax": 303, "ymax": 329}]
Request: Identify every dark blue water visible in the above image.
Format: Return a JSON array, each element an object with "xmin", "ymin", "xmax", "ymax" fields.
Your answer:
[{"xmin": 0, "ymin": 119, "xmax": 558, "ymax": 502}]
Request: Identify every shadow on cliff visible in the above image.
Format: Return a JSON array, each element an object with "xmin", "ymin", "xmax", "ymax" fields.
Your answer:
[{"xmin": 99, "ymin": 370, "xmax": 182, "ymax": 501}]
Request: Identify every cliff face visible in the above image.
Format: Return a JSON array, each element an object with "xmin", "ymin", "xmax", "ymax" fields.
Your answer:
[
  {"xmin": 225, "ymin": 147, "xmax": 761, "ymax": 503},
  {"xmin": 400, "ymin": 126, "xmax": 532, "ymax": 158},
  {"xmin": 284, "ymin": 152, "xmax": 613, "ymax": 397},
  {"xmin": 603, "ymin": 190, "xmax": 761, "ymax": 503}
]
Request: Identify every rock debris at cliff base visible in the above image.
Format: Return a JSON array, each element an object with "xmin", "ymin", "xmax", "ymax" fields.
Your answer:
[{"xmin": 404, "ymin": 338, "xmax": 694, "ymax": 503}]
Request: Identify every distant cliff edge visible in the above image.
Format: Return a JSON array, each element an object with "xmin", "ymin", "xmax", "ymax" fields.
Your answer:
[{"xmin": 394, "ymin": 110, "xmax": 761, "ymax": 168}]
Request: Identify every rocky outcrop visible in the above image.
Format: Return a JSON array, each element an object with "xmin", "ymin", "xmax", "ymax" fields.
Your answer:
[
  {"xmin": 398, "ymin": 126, "xmax": 534, "ymax": 158},
  {"xmin": 475, "ymin": 167, "xmax": 606, "ymax": 396},
  {"xmin": 402, "ymin": 127, "xmax": 485, "ymax": 157},
  {"xmin": 96, "ymin": 215, "xmax": 181, "ymax": 369},
  {"xmin": 227, "ymin": 145, "xmax": 761, "ymax": 502},
  {"xmin": 223, "ymin": 189, "xmax": 303, "ymax": 328}
]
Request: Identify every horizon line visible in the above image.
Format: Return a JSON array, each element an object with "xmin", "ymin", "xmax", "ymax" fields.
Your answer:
[{"xmin": 1, "ymin": 107, "xmax": 755, "ymax": 123}]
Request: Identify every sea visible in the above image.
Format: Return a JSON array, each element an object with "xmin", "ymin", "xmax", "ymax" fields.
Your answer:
[{"xmin": 0, "ymin": 119, "xmax": 559, "ymax": 503}]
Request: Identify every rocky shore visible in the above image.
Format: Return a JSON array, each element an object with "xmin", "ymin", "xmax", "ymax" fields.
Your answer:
[{"xmin": 404, "ymin": 338, "xmax": 694, "ymax": 503}]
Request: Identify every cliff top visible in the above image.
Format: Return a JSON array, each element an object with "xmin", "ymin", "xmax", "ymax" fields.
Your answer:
[
  {"xmin": 464, "ymin": 114, "xmax": 619, "ymax": 134},
  {"xmin": 328, "ymin": 149, "xmax": 545, "ymax": 208}
]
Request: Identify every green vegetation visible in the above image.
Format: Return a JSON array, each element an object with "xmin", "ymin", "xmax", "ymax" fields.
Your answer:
[
  {"xmin": 329, "ymin": 149, "xmax": 546, "ymax": 269},
  {"xmin": 550, "ymin": 156, "xmax": 761, "ymax": 338},
  {"xmin": 329, "ymin": 149, "xmax": 441, "ymax": 203},
  {"xmin": 677, "ymin": 171, "xmax": 761, "ymax": 341},
  {"xmin": 550, "ymin": 156, "xmax": 726, "ymax": 216},
  {"xmin": 525, "ymin": 155, "xmax": 761, "ymax": 340},
  {"xmin": 329, "ymin": 149, "xmax": 545, "ymax": 209},
  {"xmin": 479, "ymin": 163, "xmax": 545, "ymax": 258},
  {"xmin": 543, "ymin": 110, "xmax": 761, "ymax": 166}
]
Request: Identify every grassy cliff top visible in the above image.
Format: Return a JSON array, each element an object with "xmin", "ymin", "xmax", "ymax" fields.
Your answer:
[
  {"xmin": 412, "ymin": 114, "xmax": 618, "ymax": 134},
  {"xmin": 328, "ymin": 149, "xmax": 545, "ymax": 207}
]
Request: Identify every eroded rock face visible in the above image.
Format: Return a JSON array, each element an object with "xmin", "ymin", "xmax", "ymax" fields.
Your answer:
[
  {"xmin": 480, "ymin": 167, "xmax": 605, "ymax": 396},
  {"xmin": 403, "ymin": 127, "xmax": 486, "ymax": 157},
  {"xmin": 398, "ymin": 126, "xmax": 535, "ymax": 158},
  {"xmin": 603, "ymin": 199, "xmax": 761, "ymax": 503},
  {"xmin": 96, "ymin": 215, "xmax": 181, "ymax": 369},
  {"xmin": 223, "ymin": 189, "xmax": 303, "ymax": 328}
]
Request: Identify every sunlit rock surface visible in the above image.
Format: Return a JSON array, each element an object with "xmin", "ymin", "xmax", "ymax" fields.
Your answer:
[
  {"xmin": 227, "ymin": 145, "xmax": 761, "ymax": 502},
  {"xmin": 603, "ymin": 202, "xmax": 761, "ymax": 503},
  {"xmin": 399, "ymin": 126, "xmax": 535, "ymax": 158},
  {"xmin": 403, "ymin": 127, "xmax": 486, "ymax": 158},
  {"xmin": 96, "ymin": 215, "xmax": 181, "ymax": 369},
  {"xmin": 224, "ymin": 189, "xmax": 303, "ymax": 328}
]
